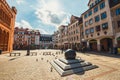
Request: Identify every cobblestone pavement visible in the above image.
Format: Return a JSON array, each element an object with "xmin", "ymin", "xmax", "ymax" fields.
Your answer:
[{"xmin": 0, "ymin": 49, "xmax": 120, "ymax": 80}]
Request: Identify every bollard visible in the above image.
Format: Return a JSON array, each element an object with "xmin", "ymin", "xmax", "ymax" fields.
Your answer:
[{"xmin": 36, "ymin": 59, "xmax": 38, "ymax": 62}]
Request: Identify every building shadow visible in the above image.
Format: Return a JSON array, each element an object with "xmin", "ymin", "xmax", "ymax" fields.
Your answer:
[
  {"xmin": 61, "ymin": 59, "xmax": 86, "ymax": 77},
  {"xmin": 81, "ymin": 51, "xmax": 120, "ymax": 59}
]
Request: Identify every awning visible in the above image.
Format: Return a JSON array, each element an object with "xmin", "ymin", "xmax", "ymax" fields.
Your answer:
[{"xmin": 89, "ymin": 41, "xmax": 97, "ymax": 43}]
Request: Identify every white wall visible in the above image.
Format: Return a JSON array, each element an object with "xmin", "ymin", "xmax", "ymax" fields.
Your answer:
[{"xmin": 35, "ymin": 35, "xmax": 40, "ymax": 45}]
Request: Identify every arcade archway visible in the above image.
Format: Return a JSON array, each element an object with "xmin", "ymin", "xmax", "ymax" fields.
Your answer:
[
  {"xmin": 89, "ymin": 39, "xmax": 97, "ymax": 51},
  {"xmin": 0, "ymin": 29, "xmax": 9, "ymax": 51},
  {"xmin": 100, "ymin": 38, "xmax": 113, "ymax": 52},
  {"xmin": 117, "ymin": 37, "xmax": 120, "ymax": 48}
]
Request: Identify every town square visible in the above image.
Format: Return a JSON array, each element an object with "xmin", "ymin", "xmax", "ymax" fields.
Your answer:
[
  {"xmin": 0, "ymin": 0, "xmax": 120, "ymax": 80},
  {"xmin": 0, "ymin": 49, "xmax": 120, "ymax": 80}
]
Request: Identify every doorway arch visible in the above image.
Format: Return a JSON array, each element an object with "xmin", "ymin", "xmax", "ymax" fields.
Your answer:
[
  {"xmin": 100, "ymin": 38, "xmax": 113, "ymax": 52},
  {"xmin": 89, "ymin": 39, "xmax": 97, "ymax": 51}
]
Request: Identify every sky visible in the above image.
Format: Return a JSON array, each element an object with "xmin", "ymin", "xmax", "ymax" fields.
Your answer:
[{"xmin": 7, "ymin": 0, "xmax": 89, "ymax": 34}]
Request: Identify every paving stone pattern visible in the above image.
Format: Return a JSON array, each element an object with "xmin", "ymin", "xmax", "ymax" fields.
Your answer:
[{"xmin": 0, "ymin": 49, "xmax": 120, "ymax": 80}]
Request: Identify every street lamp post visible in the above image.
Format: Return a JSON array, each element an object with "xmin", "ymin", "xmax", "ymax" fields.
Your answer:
[{"xmin": 26, "ymin": 37, "xmax": 30, "ymax": 56}]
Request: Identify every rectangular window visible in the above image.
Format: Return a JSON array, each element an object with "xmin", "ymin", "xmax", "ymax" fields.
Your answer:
[
  {"xmin": 85, "ymin": 21, "xmax": 89, "ymax": 26},
  {"xmin": 100, "ymin": 2, "xmax": 105, "ymax": 9},
  {"xmin": 95, "ymin": 0, "xmax": 98, "ymax": 4},
  {"xmin": 102, "ymin": 23, "xmax": 108, "ymax": 30},
  {"xmin": 76, "ymin": 23, "xmax": 78, "ymax": 27},
  {"xmin": 88, "ymin": 10, "xmax": 92, "ymax": 16},
  {"xmin": 116, "ymin": 8, "xmax": 120, "ymax": 16},
  {"xmin": 76, "ymin": 29, "xmax": 79, "ymax": 33},
  {"xmin": 90, "ymin": 28, "xmax": 94, "ymax": 33},
  {"xmin": 101, "ymin": 12, "xmax": 107, "ymax": 19},
  {"xmin": 84, "ymin": 14, "xmax": 88, "ymax": 18},
  {"xmin": 89, "ymin": 18, "xmax": 93, "ymax": 24},
  {"xmin": 94, "ymin": 6, "xmax": 98, "ymax": 13},
  {"xmin": 90, "ymin": 3, "xmax": 94, "ymax": 8},
  {"xmin": 117, "ymin": 21, "xmax": 120, "ymax": 28},
  {"xmin": 113, "ymin": 0, "xmax": 119, "ymax": 3},
  {"xmin": 85, "ymin": 29, "xmax": 89, "ymax": 34},
  {"xmin": 96, "ymin": 25, "xmax": 101, "ymax": 31},
  {"xmin": 95, "ymin": 15, "xmax": 100, "ymax": 22}
]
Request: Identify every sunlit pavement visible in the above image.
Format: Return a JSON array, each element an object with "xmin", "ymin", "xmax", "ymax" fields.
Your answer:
[{"xmin": 0, "ymin": 49, "xmax": 120, "ymax": 80}]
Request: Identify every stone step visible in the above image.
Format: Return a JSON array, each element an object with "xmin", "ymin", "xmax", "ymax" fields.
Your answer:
[
  {"xmin": 50, "ymin": 61, "xmax": 63, "ymax": 75},
  {"xmin": 59, "ymin": 58, "xmax": 84, "ymax": 64},
  {"xmin": 54, "ymin": 59, "xmax": 92, "ymax": 70},
  {"xmin": 62, "ymin": 65, "xmax": 98, "ymax": 76},
  {"xmin": 50, "ymin": 61, "xmax": 98, "ymax": 76}
]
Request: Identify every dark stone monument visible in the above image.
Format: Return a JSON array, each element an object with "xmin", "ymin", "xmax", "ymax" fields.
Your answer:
[
  {"xmin": 65, "ymin": 49, "xmax": 76, "ymax": 60},
  {"xmin": 50, "ymin": 49, "xmax": 98, "ymax": 76}
]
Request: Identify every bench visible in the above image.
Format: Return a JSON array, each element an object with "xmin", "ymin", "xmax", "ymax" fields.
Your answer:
[
  {"xmin": 30, "ymin": 52, "xmax": 37, "ymax": 56},
  {"xmin": 10, "ymin": 52, "xmax": 21, "ymax": 56}
]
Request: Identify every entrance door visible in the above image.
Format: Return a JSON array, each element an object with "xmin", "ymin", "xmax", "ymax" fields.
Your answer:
[
  {"xmin": 100, "ymin": 38, "xmax": 113, "ymax": 52},
  {"xmin": 89, "ymin": 40, "xmax": 97, "ymax": 51}
]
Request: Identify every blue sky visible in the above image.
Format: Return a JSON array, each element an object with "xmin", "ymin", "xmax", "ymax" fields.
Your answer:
[{"xmin": 7, "ymin": 0, "xmax": 89, "ymax": 34}]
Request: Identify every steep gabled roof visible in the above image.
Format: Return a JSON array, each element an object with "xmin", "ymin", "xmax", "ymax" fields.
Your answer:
[
  {"xmin": 88, "ymin": 0, "xmax": 92, "ymax": 6},
  {"xmin": 70, "ymin": 15, "xmax": 80, "ymax": 24}
]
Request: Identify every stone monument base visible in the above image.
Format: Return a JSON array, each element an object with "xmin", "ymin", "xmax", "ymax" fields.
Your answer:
[{"xmin": 50, "ymin": 58, "xmax": 98, "ymax": 76}]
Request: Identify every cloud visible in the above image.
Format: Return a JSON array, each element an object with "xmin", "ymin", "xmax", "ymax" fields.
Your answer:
[
  {"xmin": 35, "ymin": 28, "xmax": 49, "ymax": 34},
  {"xmin": 35, "ymin": 0, "xmax": 70, "ymax": 28},
  {"xmin": 15, "ymin": 20, "xmax": 32, "ymax": 29},
  {"xmin": 15, "ymin": 20, "xmax": 49, "ymax": 34},
  {"xmin": 16, "ymin": 0, "xmax": 25, "ymax": 5}
]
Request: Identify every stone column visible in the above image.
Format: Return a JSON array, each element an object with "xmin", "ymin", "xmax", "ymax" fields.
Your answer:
[
  {"xmin": 97, "ymin": 39, "xmax": 101, "ymax": 51},
  {"xmin": 3, "ymin": 32, "xmax": 6, "ymax": 51},
  {"xmin": 87, "ymin": 41, "xmax": 89, "ymax": 48},
  {"xmin": 1, "ymin": 31, "xmax": 4, "ymax": 50},
  {"xmin": 0, "ymin": 30, "xmax": 1, "ymax": 49},
  {"xmin": 113, "ymin": 38, "xmax": 117, "ymax": 47},
  {"xmin": 0, "ymin": 30, "xmax": 1, "ymax": 42}
]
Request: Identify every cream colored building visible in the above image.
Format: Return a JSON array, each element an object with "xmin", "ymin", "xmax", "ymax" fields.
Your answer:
[
  {"xmin": 82, "ymin": 0, "xmax": 114, "ymax": 52},
  {"xmin": 53, "ymin": 30, "xmax": 60, "ymax": 49},
  {"xmin": 67, "ymin": 15, "xmax": 83, "ymax": 50},
  {"xmin": 61, "ymin": 25, "xmax": 68, "ymax": 50},
  {"xmin": 53, "ymin": 0, "xmax": 120, "ymax": 53},
  {"xmin": 53, "ymin": 15, "xmax": 83, "ymax": 51},
  {"xmin": 110, "ymin": 0, "xmax": 120, "ymax": 48}
]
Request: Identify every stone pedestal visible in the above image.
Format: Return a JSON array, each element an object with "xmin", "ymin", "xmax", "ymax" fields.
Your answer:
[
  {"xmin": 50, "ymin": 49, "xmax": 98, "ymax": 76},
  {"xmin": 50, "ymin": 58, "xmax": 98, "ymax": 76}
]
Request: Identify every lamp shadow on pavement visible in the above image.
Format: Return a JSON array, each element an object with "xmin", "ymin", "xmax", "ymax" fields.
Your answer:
[
  {"xmin": 9, "ymin": 58, "xmax": 17, "ymax": 61},
  {"xmin": 8, "ymin": 56, "xmax": 25, "ymax": 61}
]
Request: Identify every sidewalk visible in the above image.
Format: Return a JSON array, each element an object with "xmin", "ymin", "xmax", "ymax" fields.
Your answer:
[{"xmin": 78, "ymin": 51, "xmax": 120, "ymax": 58}]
